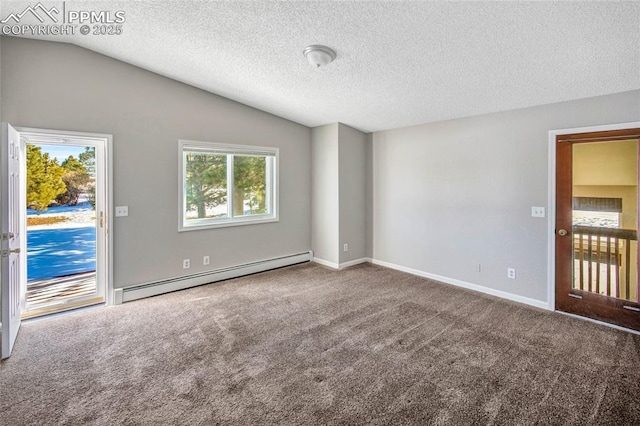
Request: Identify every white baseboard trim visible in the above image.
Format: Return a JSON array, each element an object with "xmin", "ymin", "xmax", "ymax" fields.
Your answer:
[
  {"xmin": 339, "ymin": 257, "xmax": 371, "ymax": 269},
  {"xmin": 371, "ymin": 259, "xmax": 551, "ymax": 311},
  {"xmin": 313, "ymin": 257, "xmax": 340, "ymax": 269},
  {"xmin": 314, "ymin": 257, "xmax": 372, "ymax": 270},
  {"xmin": 116, "ymin": 251, "xmax": 312, "ymax": 304}
]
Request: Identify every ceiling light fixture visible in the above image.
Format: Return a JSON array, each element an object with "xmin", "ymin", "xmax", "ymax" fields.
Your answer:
[{"xmin": 303, "ymin": 45, "xmax": 336, "ymax": 68}]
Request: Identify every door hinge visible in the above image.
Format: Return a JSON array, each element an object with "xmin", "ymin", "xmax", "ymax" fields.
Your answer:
[
  {"xmin": 1, "ymin": 248, "xmax": 20, "ymax": 257},
  {"xmin": 1, "ymin": 232, "xmax": 15, "ymax": 240},
  {"xmin": 100, "ymin": 211, "xmax": 104, "ymax": 228}
]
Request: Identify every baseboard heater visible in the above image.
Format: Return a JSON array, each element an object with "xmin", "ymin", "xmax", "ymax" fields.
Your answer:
[{"xmin": 114, "ymin": 251, "xmax": 312, "ymax": 304}]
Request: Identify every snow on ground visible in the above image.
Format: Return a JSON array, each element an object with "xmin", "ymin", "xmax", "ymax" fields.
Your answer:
[
  {"xmin": 28, "ymin": 210, "xmax": 96, "ymax": 230},
  {"xmin": 27, "ymin": 203, "xmax": 97, "ymax": 281}
]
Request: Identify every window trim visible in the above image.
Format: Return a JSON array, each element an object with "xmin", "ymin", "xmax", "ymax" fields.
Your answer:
[{"xmin": 178, "ymin": 140, "xmax": 279, "ymax": 232}]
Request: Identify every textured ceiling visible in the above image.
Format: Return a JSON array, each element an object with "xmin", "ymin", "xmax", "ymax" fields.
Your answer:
[{"xmin": 1, "ymin": 1, "xmax": 639, "ymax": 132}]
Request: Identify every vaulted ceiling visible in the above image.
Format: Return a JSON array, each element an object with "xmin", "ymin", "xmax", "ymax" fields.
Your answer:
[{"xmin": 2, "ymin": 1, "xmax": 639, "ymax": 132}]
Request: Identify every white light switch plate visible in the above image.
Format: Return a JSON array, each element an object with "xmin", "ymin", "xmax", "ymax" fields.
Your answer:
[
  {"xmin": 531, "ymin": 206, "xmax": 545, "ymax": 218},
  {"xmin": 115, "ymin": 206, "xmax": 129, "ymax": 217}
]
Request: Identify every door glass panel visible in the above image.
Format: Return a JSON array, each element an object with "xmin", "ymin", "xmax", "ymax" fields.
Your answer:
[
  {"xmin": 572, "ymin": 140, "xmax": 638, "ymax": 302},
  {"xmin": 25, "ymin": 143, "xmax": 98, "ymax": 311}
]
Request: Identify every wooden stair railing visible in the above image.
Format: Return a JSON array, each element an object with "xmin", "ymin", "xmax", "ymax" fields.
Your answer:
[{"xmin": 572, "ymin": 225, "xmax": 637, "ymax": 301}]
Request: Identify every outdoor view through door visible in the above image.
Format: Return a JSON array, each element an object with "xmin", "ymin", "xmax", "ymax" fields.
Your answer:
[
  {"xmin": 556, "ymin": 128, "xmax": 640, "ymax": 331},
  {"xmin": 22, "ymin": 132, "xmax": 107, "ymax": 318}
]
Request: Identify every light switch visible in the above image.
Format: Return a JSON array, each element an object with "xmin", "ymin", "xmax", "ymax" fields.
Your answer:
[
  {"xmin": 115, "ymin": 206, "xmax": 129, "ymax": 217},
  {"xmin": 531, "ymin": 206, "xmax": 545, "ymax": 218}
]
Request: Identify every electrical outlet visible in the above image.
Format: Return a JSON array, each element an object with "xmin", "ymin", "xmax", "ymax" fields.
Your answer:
[
  {"xmin": 507, "ymin": 268, "xmax": 516, "ymax": 279},
  {"xmin": 344, "ymin": 244, "xmax": 348, "ymax": 252},
  {"xmin": 531, "ymin": 206, "xmax": 545, "ymax": 218},
  {"xmin": 203, "ymin": 256, "xmax": 210, "ymax": 266},
  {"xmin": 115, "ymin": 206, "xmax": 128, "ymax": 217},
  {"xmin": 183, "ymin": 259, "xmax": 190, "ymax": 269}
]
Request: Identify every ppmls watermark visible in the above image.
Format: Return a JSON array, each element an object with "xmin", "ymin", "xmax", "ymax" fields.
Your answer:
[{"xmin": 1, "ymin": 2, "xmax": 125, "ymax": 36}]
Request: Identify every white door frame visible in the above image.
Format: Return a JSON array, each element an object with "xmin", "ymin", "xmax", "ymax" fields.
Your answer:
[
  {"xmin": 17, "ymin": 127, "xmax": 113, "ymax": 307},
  {"xmin": 547, "ymin": 121, "xmax": 640, "ymax": 313}
]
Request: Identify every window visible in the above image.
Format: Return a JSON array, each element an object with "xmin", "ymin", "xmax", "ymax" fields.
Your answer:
[
  {"xmin": 179, "ymin": 140, "xmax": 278, "ymax": 231},
  {"xmin": 572, "ymin": 197, "xmax": 622, "ymax": 228}
]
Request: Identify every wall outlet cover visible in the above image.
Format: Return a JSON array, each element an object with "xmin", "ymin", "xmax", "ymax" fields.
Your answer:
[{"xmin": 531, "ymin": 206, "xmax": 545, "ymax": 218}]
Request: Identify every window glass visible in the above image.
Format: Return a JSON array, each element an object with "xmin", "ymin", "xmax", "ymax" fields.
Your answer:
[
  {"xmin": 233, "ymin": 155, "xmax": 268, "ymax": 217},
  {"xmin": 184, "ymin": 152, "xmax": 228, "ymax": 221},
  {"xmin": 179, "ymin": 141, "xmax": 277, "ymax": 231}
]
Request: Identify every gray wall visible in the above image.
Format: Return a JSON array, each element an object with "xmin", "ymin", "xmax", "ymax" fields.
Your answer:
[
  {"xmin": 338, "ymin": 123, "xmax": 367, "ymax": 263},
  {"xmin": 312, "ymin": 123, "xmax": 368, "ymax": 265},
  {"xmin": 0, "ymin": 31, "xmax": 2, "ymax": 320},
  {"xmin": 2, "ymin": 36, "xmax": 638, "ymax": 310},
  {"xmin": 1, "ymin": 37, "xmax": 311, "ymax": 288},
  {"xmin": 311, "ymin": 123, "xmax": 339, "ymax": 264},
  {"xmin": 372, "ymin": 90, "xmax": 640, "ymax": 303},
  {"xmin": 365, "ymin": 133, "xmax": 373, "ymax": 259}
]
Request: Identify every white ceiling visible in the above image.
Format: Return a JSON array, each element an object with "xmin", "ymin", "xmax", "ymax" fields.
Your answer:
[{"xmin": 2, "ymin": 1, "xmax": 639, "ymax": 132}]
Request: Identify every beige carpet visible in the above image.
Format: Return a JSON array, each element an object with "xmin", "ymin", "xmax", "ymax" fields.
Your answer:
[{"xmin": 1, "ymin": 262, "xmax": 639, "ymax": 425}]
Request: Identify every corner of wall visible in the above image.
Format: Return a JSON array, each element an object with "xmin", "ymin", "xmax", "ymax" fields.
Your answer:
[
  {"xmin": 365, "ymin": 132, "xmax": 373, "ymax": 259},
  {"xmin": 311, "ymin": 122, "xmax": 371, "ymax": 265},
  {"xmin": 337, "ymin": 123, "xmax": 368, "ymax": 264},
  {"xmin": 311, "ymin": 123, "xmax": 340, "ymax": 264}
]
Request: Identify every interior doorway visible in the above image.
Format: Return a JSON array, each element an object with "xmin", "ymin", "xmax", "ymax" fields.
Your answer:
[
  {"xmin": 19, "ymin": 129, "xmax": 111, "ymax": 319},
  {"xmin": 555, "ymin": 127, "xmax": 640, "ymax": 331}
]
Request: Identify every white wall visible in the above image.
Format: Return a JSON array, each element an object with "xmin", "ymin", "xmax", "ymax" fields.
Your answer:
[
  {"xmin": 1, "ymin": 37, "xmax": 311, "ymax": 288},
  {"xmin": 311, "ymin": 123, "xmax": 339, "ymax": 264},
  {"xmin": 338, "ymin": 124, "xmax": 367, "ymax": 263},
  {"xmin": 372, "ymin": 90, "xmax": 640, "ymax": 304}
]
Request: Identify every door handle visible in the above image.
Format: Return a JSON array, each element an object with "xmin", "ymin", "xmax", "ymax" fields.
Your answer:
[{"xmin": 558, "ymin": 229, "xmax": 568, "ymax": 236}]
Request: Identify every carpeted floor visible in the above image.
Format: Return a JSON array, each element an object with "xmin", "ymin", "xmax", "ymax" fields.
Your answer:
[{"xmin": 1, "ymin": 262, "xmax": 639, "ymax": 425}]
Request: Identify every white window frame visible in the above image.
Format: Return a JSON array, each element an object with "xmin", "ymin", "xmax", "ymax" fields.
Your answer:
[{"xmin": 179, "ymin": 140, "xmax": 279, "ymax": 231}]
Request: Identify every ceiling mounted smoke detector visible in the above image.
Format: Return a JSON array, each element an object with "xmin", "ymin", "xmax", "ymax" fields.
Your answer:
[{"xmin": 303, "ymin": 45, "xmax": 336, "ymax": 68}]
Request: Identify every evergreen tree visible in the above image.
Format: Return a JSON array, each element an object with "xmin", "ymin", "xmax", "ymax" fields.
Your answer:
[
  {"xmin": 57, "ymin": 156, "xmax": 91, "ymax": 205},
  {"xmin": 185, "ymin": 153, "xmax": 227, "ymax": 218},
  {"xmin": 78, "ymin": 147, "xmax": 95, "ymax": 173},
  {"xmin": 233, "ymin": 156, "xmax": 266, "ymax": 216},
  {"xmin": 185, "ymin": 153, "xmax": 268, "ymax": 218},
  {"xmin": 79, "ymin": 147, "xmax": 96, "ymax": 207},
  {"xmin": 26, "ymin": 145, "xmax": 66, "ymax": 211}
]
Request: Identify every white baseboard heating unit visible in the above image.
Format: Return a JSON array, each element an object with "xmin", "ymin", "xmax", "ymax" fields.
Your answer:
[{"xmin": 114, "ymin": 251, "xmax": 312, "ymax": 304}]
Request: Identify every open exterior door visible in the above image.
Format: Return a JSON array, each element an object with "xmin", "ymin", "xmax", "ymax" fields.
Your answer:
[{"xmin": 1, "ymin": 123, "xmax": 23, "ymax": 359}]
